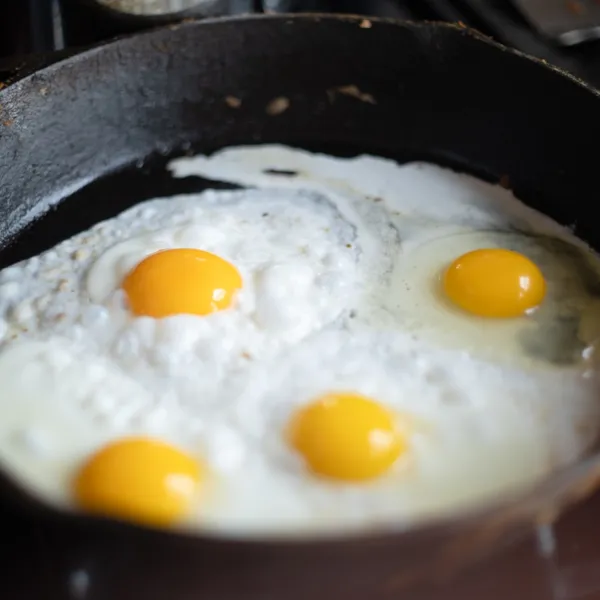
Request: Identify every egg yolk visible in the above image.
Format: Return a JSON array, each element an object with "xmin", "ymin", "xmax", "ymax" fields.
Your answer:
[
  {"xmin": 122, "ymin": 248, "xmax": 242, "ymax": 318},
  {"xmin": 288, "ymin": 392, "xmax": 406, "ymax": 482},
  {"xmin": 443, "ymin": 248, "xmax": 546, "ymax": 318},
  {"xmin": 74, "ymin": 437, "xmax": 202, "ymax": 527}
]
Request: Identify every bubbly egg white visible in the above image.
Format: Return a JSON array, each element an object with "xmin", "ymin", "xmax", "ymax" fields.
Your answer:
[{"xmin": 0, "ymin": 145, "xmax": 599, "ymax": 536}]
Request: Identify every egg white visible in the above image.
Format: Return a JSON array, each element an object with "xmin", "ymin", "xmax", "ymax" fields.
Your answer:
[{"xmin": 0, "ymin": 145, "xmax": 598, "ymax": 536}]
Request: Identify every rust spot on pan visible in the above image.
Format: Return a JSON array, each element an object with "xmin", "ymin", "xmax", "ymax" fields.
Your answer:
[
  {"xmin": 327, "ymin": 85, "xmax": 377, "ymax": 105},
  {"xmin": 225, "ymin": 96, "xmax": 242, "ymax": 109},
  {"xmin": 265, "ymin": 96, "xmax": 290, "ymax": 116}
]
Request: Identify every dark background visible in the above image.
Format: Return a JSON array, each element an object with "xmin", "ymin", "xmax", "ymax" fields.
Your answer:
[{"xmin": 5, "ymin": 1, "xmax": 600, "ymax": 86}]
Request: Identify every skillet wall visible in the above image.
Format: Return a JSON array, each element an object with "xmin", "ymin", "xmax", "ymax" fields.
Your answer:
[{"xmin": 0, "ymin": 15, "xmax": 599, "ymax": 248}]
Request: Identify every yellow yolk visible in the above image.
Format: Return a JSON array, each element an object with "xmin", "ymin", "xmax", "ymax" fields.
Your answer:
[
  {"xmin": 443, "ymin": 248, "xmax": 546, "ymax": 318},
  {"xmin": 288, "ymin": 392, "xmax": 406, "ymax": 482},
  {"xmin": 74, "ymin": 437, "xmax": 203, "ymax": 527},
  {"xmin": 123, "ymin": 248, "xmax": 242, "ymax": 318}
]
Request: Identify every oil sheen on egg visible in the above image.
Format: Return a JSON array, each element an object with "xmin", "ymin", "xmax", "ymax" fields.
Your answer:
[{"xmin": 0, "ymin": 144, "xmax": 598, "ymax": 537}]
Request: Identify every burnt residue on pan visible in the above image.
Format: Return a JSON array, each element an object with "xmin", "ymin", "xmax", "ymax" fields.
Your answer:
[{"xmin": 327, "ymin": 84, "xmax": 377, "ymax": 104}]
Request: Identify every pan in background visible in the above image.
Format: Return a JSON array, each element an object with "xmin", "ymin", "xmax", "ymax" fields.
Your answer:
[
  {"xmin": 1, "ymin": 14, "xmax": 600, "ymax": 599},
  {"xmin": 57, "ymin": 0, "xmax": 258, "ymax": 45}
]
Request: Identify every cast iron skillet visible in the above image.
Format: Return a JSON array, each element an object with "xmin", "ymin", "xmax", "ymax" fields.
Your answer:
[{"xmin": 2, "ymin": 13, "xmax": 600, "ymax": 600}]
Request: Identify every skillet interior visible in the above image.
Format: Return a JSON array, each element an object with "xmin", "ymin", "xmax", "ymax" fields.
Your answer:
[{"xmin": 2, "ymin": 13, "xmax": 600, "ymax": 599}]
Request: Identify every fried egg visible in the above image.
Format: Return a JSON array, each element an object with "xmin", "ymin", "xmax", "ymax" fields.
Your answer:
[
  {"xmin": 175, "ymin": 145, "xmax": 600, "ymax": 370},
  {"xmin": 0, "ymin": 144, "xmax": 598, "ymax": 537}
]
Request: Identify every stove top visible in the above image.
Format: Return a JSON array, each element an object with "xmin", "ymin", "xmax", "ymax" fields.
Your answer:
[{"xmin": 2, "ymin": 2, "xmax": 600, "ymax": 599}]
